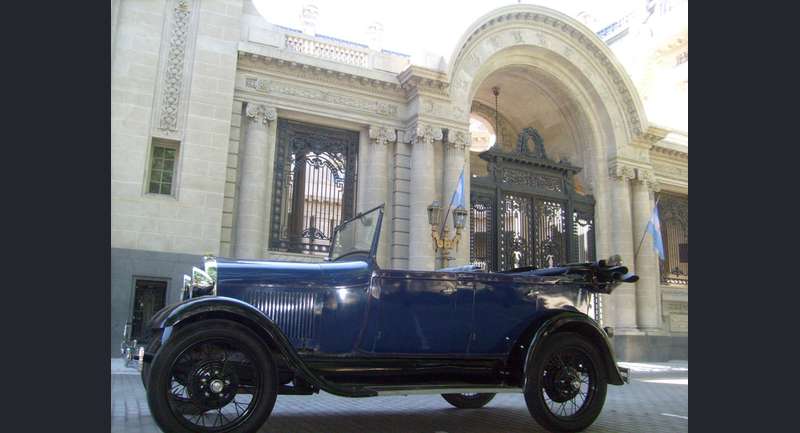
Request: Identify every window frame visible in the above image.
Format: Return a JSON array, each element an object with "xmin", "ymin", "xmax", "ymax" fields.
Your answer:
[{"xmin": 145, "ymin": 138, "xmax": 181, "ymax": 198}]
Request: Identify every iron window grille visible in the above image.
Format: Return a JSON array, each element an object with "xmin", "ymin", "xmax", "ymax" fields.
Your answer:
[
  {"xmin": 269, "ymin": 119, "xmax": 359, "ymax": 255},
  {"xmin": 657, "ymin": 192, "xmax": 688, "ymax": 286}
]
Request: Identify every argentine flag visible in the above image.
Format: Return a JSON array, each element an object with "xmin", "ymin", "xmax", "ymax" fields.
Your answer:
[
  {"xmin": 647, "ymin": 203, "xmax": 666, "ymax": 260},
  {"xmin": 450, "ymin": 166, "xmax": 466, "ymax": 210}
]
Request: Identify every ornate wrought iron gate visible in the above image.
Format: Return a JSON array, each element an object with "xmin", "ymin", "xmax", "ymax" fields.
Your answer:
[
  {"xmin": 470, "ymin": 128, "xmax": 599, "ymax": 321},
  {"xmin": 469, "ymin": 128, "xmax": 596, "ymax": 272}
]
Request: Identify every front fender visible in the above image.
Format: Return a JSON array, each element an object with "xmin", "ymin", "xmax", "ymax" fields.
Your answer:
[
  {"xmin": 148, "ymin": 296, "xmax": 377, "ymax": 397},
  {"xmin": 523, "ymin": 312, "xmax": 625, "ymax": 386}
]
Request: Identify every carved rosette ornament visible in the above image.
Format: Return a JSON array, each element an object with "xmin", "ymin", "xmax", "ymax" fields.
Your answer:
[
  {"xmin": 156, "ymin": 0, "xmax": 193, "ymax": 135},
  {"xmin": 368, "ymin": 126, "xmax": 397, "ymax": 146},
  {"xmin": 245, "ymin": 104, "xmax": 276, "ymax": 127}
]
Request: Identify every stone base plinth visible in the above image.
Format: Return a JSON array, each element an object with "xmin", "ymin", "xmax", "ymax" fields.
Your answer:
[{"xmin": 613, "ymin": 334, "xmax": 688, "ymax": 362}]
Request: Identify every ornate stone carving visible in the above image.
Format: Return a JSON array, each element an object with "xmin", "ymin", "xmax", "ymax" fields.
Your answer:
[
  {"xmin": 157, "ymin": 0, "xmax": 193, "ymax": 134},
  {"xmin": 243, "ymin": 77, "xmax": 399, "ymax": 118},
  {"xmin": 368, "ymin": 126, "xmax": 397, "ymax": 145},
  {"xmin": 634, "ymin": 169, "xmax": 660, "ymax": 191},
  {"xmin": 444, "ymin": 129, "xmax": 470, "ymax": 151},
  {"xmin": 609, "ymin": 164, "xmax": 635, "ymax": 181},
  {"xmin": 245, "ymin": 104, "xmax": 276, "ymax": 126},
  {"xmin": 406, "ymin": 123, "xmax": 443, "ymax": 145}
]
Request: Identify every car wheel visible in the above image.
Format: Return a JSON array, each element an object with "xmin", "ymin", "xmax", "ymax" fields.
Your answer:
[
  {"xmin": 523, "ymin": 332, "xmax": 607, "ymax": 432},
  {"xmin": 146, "ymin": 320, "xmax": 278, "ymax": 433},
  {"xmin": 441, "ymin": 393, "xmax": 496, "ymax": 409}
]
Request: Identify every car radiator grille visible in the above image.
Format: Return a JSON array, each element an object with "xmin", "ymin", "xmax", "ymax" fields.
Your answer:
[{"xmin": 245, "ymin": 289, "xmax": 317, "ymax": 345}]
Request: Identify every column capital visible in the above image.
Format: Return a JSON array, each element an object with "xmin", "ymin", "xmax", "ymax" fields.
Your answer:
[
  {"xmin": 444, "ymin": 128, "xmax": 470, "ymax": 151},
  {"xmin": 404, "ymin": 122, "xmax": 443, "ymax": 145},
  {"xmin": 245, "ymin": 103, "xmax": 277, "ymax": 127},
  {"xmin": 633, "ymin": 169, "xmax": 661, "ymax": 192},
  {"xmin": 608, "ymin": 163, "xmax": 636, "ymax": 182},
  {"xmin": 368, "ymin": 125, "xmax": 397, "ymax": 146}
]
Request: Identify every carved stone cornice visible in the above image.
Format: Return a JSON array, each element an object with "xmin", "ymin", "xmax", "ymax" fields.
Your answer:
[
  {"xmin": 631, "ymin": 125, "xmax": 669, "ymax": 149},
  {"xmin": 405, "ymin": 122, "xmax": 443, "ymax": 145},
  {"xmin": 238, "ymin": 52, "xmax": 404, "ymax": 97},
  {"xmin": 245, "ymin": 103, "xmax": 276, "ymax": 127},
  {"xmin": 444, "ymin": 129, "xmax": 470, "ymax": 151},
  {"xmin": 368, "ymin": 125, "xmax": 397, "ymax": 145},
  {"xmin": 398, "ymin": 66, "xmax": 450, "ymax": 99}
]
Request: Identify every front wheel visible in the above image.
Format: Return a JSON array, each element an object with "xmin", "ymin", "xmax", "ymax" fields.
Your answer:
[
  {"xmin": 146, "ymin": 320, "xmax": 278, "ymax": 433},
  {"xmin": 523, "ymin": 332, "xmax": 607, "ymax": 432},
  {"xmin": 441, "ymin": 393, "xmax": 496, "ymax": 409}
]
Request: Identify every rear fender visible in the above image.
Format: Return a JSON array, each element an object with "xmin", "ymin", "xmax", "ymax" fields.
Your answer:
[
  {"xmin": 150, "ymin": 296, "xmax": 377, "ymax": 397},
  {"xmin": 522, "ymin": 311, "xmax": 625, "ymax": 386}
]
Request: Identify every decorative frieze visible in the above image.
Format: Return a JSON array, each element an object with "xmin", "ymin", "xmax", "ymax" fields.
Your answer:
[
  {"xmin": 153, "ymin": 0, "xmax": 197, "ymax": 138},
  {"xmin": 368, "ymin": 125, "xmax": 397, "ymax": 145},
  {"xmin": 243, "ymin": 76, "xmax": 399, "ymax": 117},
  {"xmin": 245, "ymin": 104, "xmax": 277, "ymax": 127}
]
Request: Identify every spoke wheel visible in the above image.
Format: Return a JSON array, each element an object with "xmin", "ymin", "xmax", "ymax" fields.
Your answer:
[
  {"xmin": 147, "ymin": 320, "xmax": 278, "ymax": 433},
  {"xmin": 524, "ymin": 332, "xmax": 607, "ymax": 432},
  {"xmin": 441, "ymin": 392, "xmax": 496, "ymax": 409}
]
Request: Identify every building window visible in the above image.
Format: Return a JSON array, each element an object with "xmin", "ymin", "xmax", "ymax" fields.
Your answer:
[
  {"xmin": 147, "ymin": 139, "xmax": 179, "ymax": 195},
  {"xmin": 270, "ymin": 119, "xmax": 359, "ymax": 255},
  {"xmin": 658, "ymin": 193, "xmax": 688, "ymax": 286}
]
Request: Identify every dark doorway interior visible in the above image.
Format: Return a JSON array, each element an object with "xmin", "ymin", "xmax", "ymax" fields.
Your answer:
[{"xmin": 131, "ymin": 279, "xmax": 167, "ymax": 341}]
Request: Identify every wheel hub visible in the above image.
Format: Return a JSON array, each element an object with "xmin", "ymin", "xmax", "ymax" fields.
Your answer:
[
  {"xmin": 187, "ymin": 361, "xmax": 238, "ymax": 410},
  {"xmin": 545, "ymin": 366, "xmax": 582, "ymax": 403}
]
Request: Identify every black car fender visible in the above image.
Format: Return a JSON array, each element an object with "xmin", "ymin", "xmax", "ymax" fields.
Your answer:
[
  {"xmin": 522, "ymin": 311, "xmax": 625, "ymax": 386},
  {"xmin": 148, "ymin": 296, "xmax": 377, "ymax": 397}
]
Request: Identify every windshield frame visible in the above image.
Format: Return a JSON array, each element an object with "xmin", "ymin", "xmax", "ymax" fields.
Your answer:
[{"xmin": 328, "ymin": 204, "xmax": 384, "ymax": 262}]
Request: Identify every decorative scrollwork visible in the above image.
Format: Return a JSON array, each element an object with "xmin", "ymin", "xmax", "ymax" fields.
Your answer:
[{"xmin": 502, "ymin": 168, "xmax": 563, "ymax": 192}]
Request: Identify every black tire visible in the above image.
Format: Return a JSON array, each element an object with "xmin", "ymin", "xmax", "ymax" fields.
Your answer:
[
  {"xmin": 146, "ymin": 320, "xmax": 278, "ymax": 433},
  {"xmin": 441, "ymin": 393, "xmax": 496, "ymax": 409},
  {"xmin": 523, "ymin": 332, "xmax": 607, "ymax": 432}
]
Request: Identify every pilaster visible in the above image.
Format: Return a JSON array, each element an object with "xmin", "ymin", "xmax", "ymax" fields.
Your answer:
[{"xmin": 407, "ymin": 122, "xmax": 443, "ymax": 271}]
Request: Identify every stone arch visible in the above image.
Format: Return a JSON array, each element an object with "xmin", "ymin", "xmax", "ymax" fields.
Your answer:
[{"xmin": 447, "ymin": 4, "xmax": 648, "ymax": 154}]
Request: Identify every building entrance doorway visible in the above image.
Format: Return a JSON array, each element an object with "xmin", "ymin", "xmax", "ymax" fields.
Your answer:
[{"xmin": 130, "ymin": 279, "xmax": 167, "ymax": 342}]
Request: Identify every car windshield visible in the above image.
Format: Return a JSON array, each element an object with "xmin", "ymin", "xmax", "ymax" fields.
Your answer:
[{"xmin": 329, "ymin": 206, "xmax": 382, "ymax": 261}]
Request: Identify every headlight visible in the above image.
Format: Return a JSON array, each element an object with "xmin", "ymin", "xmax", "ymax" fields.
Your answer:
[{"xmin": 185, "ymin": 256, "xmax": 218, "ymax": 299}]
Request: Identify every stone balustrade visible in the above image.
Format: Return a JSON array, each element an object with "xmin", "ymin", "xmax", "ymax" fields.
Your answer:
[{"xmin": 286, "ymin": 34, "xmax": 370, "ymax": 68}]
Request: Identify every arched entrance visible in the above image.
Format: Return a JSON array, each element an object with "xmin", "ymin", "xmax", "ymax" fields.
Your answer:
[{"xmin": 446, "ymin": 5, "xmax": 647, "ymax": 270}]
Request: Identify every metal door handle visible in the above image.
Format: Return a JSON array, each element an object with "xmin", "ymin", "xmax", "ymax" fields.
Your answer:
[{"xmin": 441, "ymin": 287, "xmax": 457, "ymax": 295}]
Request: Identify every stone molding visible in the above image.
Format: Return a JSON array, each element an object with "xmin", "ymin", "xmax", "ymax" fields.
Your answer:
[
  {"xmin": 404, "ymin": 123, "xmax": 443, "ymax": 145},
  {"xmin": 245, "ymin": 103, "xmax": 277, "ymax": 127},
  {"xmin": 449, "ymin": 5, "xmax": 646, "ymax": 136},
  {"xmin": 398, "ymin": 66, "xmax": 450, "ymax": 98},
  {"xmin": 368, "ymin": 125, "xmax": 397, "ymax": 145}
]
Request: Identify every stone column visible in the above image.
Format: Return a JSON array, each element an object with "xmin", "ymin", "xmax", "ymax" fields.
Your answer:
[
  {"xmin": 442, "ymin": 129, "xmax": 469, "ymax": 267},
  {"xmin": 367, "ymin": 126, "xmax": 396, "ymax": 268},
  {"xmin": 632, "ymin": 170, "xmax": 661, "ymax": 331},
  {"xmin": 608, "ymin": 164, "xmax": 638, "ymax": 332},
  {"xmin": 234, "ymin": 103, "xmax": 276, "ymax": 259},
  {"xmin": 407, "ymin": 124, "xmax": 442, "ymax": 271}
]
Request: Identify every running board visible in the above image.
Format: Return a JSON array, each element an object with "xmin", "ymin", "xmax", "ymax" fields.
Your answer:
[{"xmin": 366, "ymin": 385, "xmax": 523, "ymax": 396}]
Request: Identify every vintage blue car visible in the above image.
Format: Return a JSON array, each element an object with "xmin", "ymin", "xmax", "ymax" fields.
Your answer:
[{"xmin": 138, "ymin": 205, "xmax": 636, "ymax": 433}]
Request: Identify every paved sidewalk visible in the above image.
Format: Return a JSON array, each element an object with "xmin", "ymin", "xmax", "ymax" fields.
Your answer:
[{"xmin": 111, "ymin": 359, "xmax": 688, "ymax": 433}]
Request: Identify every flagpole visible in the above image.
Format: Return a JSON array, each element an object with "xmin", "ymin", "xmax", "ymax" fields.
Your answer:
[{"xmin": 634, "ymin": 194, "xmax": 660, "ymax": 258}]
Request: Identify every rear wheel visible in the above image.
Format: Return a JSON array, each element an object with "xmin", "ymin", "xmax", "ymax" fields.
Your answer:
[
  {"xmin": 441, "ymin": 393, "xmax": 496, "ymax": 409},
  {"xmin": 523, "ymin": 332, "xmax": 607, "ymax": 432},
  {"xmin": 146, "ymin": 320, "xmax": 278, "ymax": 433}
]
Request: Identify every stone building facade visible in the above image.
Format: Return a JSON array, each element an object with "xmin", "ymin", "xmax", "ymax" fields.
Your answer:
[{"xmin": 111, "ymin": 0, "xmax": 688, "ymax": 361}]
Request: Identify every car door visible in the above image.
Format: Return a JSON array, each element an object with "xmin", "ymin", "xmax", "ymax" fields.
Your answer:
[{"xmin": 371, "ymin": 270, "xmax": 470, "ymax": 355}]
